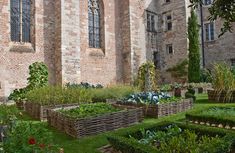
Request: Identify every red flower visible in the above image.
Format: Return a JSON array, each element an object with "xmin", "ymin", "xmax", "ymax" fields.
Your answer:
[
  {"xmin": 39, "ymin": 144, "xmax": 45, "ymax": 149},
  {"xmin": 28, "ymin": 137, "xmax": 36, "ymax": 145}
]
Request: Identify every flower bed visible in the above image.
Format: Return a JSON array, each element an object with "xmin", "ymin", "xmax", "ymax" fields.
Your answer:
[
  {"xmin": 186, "ymin": 107, "xmax": 235, "ymax": 129},
  {"xmin": 107, "ymin": 122, "xmax": 235, "ymax": 153},
  {"xmin": 118, "ymin": 92, "xmax": 193, "ymax": 118},
  {"xmin": 47, "ymin": 103, "xmax": 143, "ymax": 138},
  {"xmin": 25, "ymin": 102, "xmax": 80, "ymax": 121},
  {"xmin": 208, "ymin": 90, "xmax": 235, "ymax": 103}
]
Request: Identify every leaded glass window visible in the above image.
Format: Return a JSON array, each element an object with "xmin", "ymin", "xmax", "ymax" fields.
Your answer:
[
  {"xmin": 88, "ymin": 0, "xmax": 101, "ymax": 48},
  {"xmin": 11, "ymin": 0, "xmax": 31, "ymax": 42}
]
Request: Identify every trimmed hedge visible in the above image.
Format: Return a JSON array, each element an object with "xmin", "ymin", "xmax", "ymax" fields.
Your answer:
[
  {"xmin": 186, "ymin": 106, "xmax": 235, "ymax": 127},
  {"xmin": 107, "ymin": 121, "xmax": 235, "ymax": 153}
]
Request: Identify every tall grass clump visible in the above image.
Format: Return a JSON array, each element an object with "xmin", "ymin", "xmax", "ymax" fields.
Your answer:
[
  {"xmin": 211, "ymin": 63, "xmax": 235, "ymax": 102},
  {"xmin": 25, "ymin": 86, "xmax": 92, "ymax": 105}
]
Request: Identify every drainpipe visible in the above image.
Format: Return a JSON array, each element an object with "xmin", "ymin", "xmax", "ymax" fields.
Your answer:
[{"xmin": 200, "ymin": 4, "xmax": 205, "ymax": 68}]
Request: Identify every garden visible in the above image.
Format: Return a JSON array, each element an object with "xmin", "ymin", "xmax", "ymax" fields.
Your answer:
[{"xmin": 0, "ymin": 59, "xmax": 234, "ymax": 153}]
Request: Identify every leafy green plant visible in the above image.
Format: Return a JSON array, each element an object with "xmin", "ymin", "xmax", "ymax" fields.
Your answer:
[
  {"xmin": 137, "ymin": 62, "xmax": 158, "ymax": 92},
  {"xmin": 185, "ymin": 85, "xmax": 196, "ymax": 101},
  {"xmin": 0, "ymin": 105, "xmax": 19, "ymax": 125},
  {"xmin": 167, "ymin": 59, "xmax": 188, "ymax": 83},
  {"xmin": 8, "ymin": 62, "xmax": 49, "ymax": 102},
  {"xmin": 59, "ymin": 103, "xmax": 120, "ymax": 118},
  {"xmin": 3, "ymin": 122, "xmax": 59, "ymax": 153}
]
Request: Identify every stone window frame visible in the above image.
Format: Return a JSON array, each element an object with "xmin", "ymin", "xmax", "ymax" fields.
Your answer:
[
  {"xmin": 9, "ymin": 0, "xmax": 35, "ymax": 52},
  {"xmin": 146, "ymin": 10, "xmax": 157, "ymax": 33},
  {"xmin": 204, "ymin": 21, "xmax": 216, "ymax": 42},
  {"xmin": 166, "ymin": 44, "xmax": 174, "ymax": 55},
  {"xmin": 88, "ymin": 0, "xmax": 105, "ymax": 51},
  {"xmin": 163, "ymin": 12, "xmax": 173, "ymax": 32}
]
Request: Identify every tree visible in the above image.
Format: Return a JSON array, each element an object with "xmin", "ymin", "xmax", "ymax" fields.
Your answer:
[
  {"xmin": 188, "ymin": 10, "xmax": 200, "ymax": 83},
  {"xmin": 190, "ymin": 0, "xmax": 235, "ymax": 36}
]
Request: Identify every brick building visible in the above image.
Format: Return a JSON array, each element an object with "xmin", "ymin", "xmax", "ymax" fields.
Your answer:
[{"xmin": 0, "ymin": 0, "xmax": 234, "ymax": 100}]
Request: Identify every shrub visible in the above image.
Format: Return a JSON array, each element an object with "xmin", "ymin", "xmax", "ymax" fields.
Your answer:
[
  {"xmin": 0, "ymin": 105, "xmax": 19, "ymax": 125},
  {"xmin": 8, "ymin": 62, "xmax": 48, "ymax": 102},
  {"xmin": 3, "ymin": 122, "xmax": 59, "ymax": 153},
  {"xmin": 107, "ymin": 122, "xmax": 235, "ymax": 153},
  {"xmin": 185, "ymin": 85, "xmax": 196, "ymax": 102},
  {"xmin": 137, "ymin": 62, "xmax": 158, "ymax": 92},
  {"xmin": 186, "ymin": 106, "xmax": 235, "ymax": 127},
  {"xmin": 167, "ymin": 59, "xmax": 188, "ymax": 83},
  {"xmin": 200, "ymin": 69, "xmax": 212, "ymax": 83}
]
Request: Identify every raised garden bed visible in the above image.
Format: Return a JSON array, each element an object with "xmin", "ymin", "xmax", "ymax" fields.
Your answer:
[
  {"xmin": 208, "ymin": 90, "xmax": 235, "ymax": 103},
  {"xmin": 117, "ymin": 98, "xmax": 193, "ymax": 118},
  {"xmin": 186, "ymin": 107, "xmax": 235, "ymax": 130},
  {"xmin": 107, "ymin": 121, "xmax": 235, "ymax": 153},
  {"xmin": 25, "ymin": 102, "xmax": 80, "ymax": 121},
  {"xmin": 47, "ymin": 103, "xmax": 143, "ymax": 138}
]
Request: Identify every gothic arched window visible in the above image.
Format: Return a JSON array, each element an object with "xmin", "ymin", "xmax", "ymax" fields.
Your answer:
[
  {"xmin": 11, "ymin": 0, "xmax": 31, "ymax": 42},
  {"xmin": 88, "ymin": 0, "xmax": 101, "ymax": 48}
]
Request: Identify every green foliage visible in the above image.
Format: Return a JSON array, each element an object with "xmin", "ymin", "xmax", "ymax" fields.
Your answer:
[
  {"xmin": 59, "ymin": 103, "xmax": 120, "ymax": 119},
  {"xmin": 8, "ymin": 62, "xmax": 49, "ymax": 102},
  {"xmin": 186, "ymin": 107, "xmax": 235, "ymax": 127},
  {"xmin": 200, "ymin": 69, "xmax": 212, "ymax": 83},
  {"xmin": 211, "ymin": 63, "xmax": 235, "ymax": 102},
  {"xmin": 91, "ymin": 85, "xmax": 138, "ymax": 102},
  {"xmin": 160, "ymin": 84, "xmax": 172, "ymax": 92},
  {"xmin": 26, "ymin": 85, "xmax": 137, "ymax": 105},
  {"xmin": 0, "ymin": 105, "xmax": 19, "ymax": 125},
  {"xmin": 188, "ymin": 10, "xmax": 200, "ymax": 83},
  {"xmin": 107, "ymin": 121, "xmax": 235, "ymax": 153},
  {"xmin": 66, "ymin": 82, "xmax": 103, "ymax": 89},
  {"xmin": 3, "ymin": 122, "xmax": 59, "ymax": 153},
  {"xmin": 167, "ymin": 59, "xmax": 188, "ymax": 82},
  {"xmin": 190, "ymin": 0, "xmax": 235, "ymax": 36},
  {"xmin": 27, "ymin": 62, "xmax": 48, "ymax": 89},
  {"xmin": 26, "ymin": 86, "xmax": 92, "ymax": 105},
  {"xmin": 137, "ymin": 62, "xmax": 157, "ymax": 92},
  {"xmin": 185, "ymin": 85, "xmax": 196, "ymax": 101}
]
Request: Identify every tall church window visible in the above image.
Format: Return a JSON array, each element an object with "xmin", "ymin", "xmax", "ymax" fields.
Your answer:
[
  {"xmin": 11, "ymin": 0, "xmax": 31, "ymax": 42},
  {"xmin": 88, "ymin": 0, "xmax": 101, "ymax": 48}
]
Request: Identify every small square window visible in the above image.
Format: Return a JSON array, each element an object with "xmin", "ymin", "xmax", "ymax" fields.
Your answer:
[
  {"xmin": 166, "ymin": 44, "xmax": 173, "ymax": 54},
  {"xmin": 165, "ymin": 0, "xmax": 171, "ymax": 3}
]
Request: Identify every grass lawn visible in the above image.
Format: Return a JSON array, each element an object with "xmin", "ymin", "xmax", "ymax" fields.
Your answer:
[{"xmin": 21, "ymin": 94, "xmax": 235, "ymax": 153}]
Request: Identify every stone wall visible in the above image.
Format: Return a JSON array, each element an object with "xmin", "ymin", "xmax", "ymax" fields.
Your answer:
[
  {"xmin": 200, "ymin": 6, "xmax": 235, "ymax": 68},
  {"xmin": 0, "ymin": 0, "xmax": 56, "ymax": 100}
]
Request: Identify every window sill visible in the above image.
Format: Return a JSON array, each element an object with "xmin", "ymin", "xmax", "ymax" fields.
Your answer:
[
  {"xmin": 9, "ymin": 42, "xmax": 35, "ymax": 53},
  {"xmin": 87, "ymin": 48, "xmax": 105, "ymax": 58}
]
